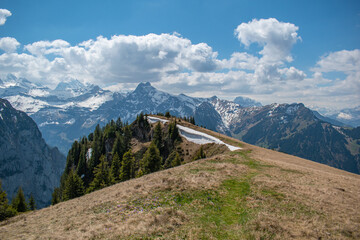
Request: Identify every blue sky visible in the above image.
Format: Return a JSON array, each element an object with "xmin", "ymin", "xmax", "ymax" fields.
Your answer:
[{"xmin": 0, "ymin": 0, "xmax": 359, "ymax": 113}]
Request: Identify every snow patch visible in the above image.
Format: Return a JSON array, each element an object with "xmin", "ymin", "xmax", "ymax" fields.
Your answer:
[
  {"xmin": 77, "ymin": 93, "xmax": 113, "ymax": 111},
  {"xmin": 39, "ymin": 121, "xmax": 60, "ymax": 127},
  {"xmin": 5, "ymin": 95, "xmax": 49, "ymax": 114},
  {"xmin": 28, "ymin": 89, "xmax": 50, "ymax": 97},
  {"xmin": 147, "ymin": 116, "xmax": 241, "ymax": 151},
  {"xmin": 64, "ymin": 118, "xmax": 76, "ymax": 125}
]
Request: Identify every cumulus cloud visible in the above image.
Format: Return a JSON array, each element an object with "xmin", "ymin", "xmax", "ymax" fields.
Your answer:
[
  {"xmin": 1, "ymin": 33, "xmax": 221, "ymax": 86},
  {"xmin": 25, "ymin": 40, "xmax": 70, "ymax": 56},
  {"xmin": 313, "ymin": 49, "xmax": 360, "ymax": 73},
  {"xmin": 235, "ymin": 18, "xmax": 301, "ymax": 63},
  {"xmin": 0, "ymin": 37, "xmax": 20, "ymax": 53},
  {"xmin": 0, "ymin": 9, "xmax": 11, "ymax": 26}
]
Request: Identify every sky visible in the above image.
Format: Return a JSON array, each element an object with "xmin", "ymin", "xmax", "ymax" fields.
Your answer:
[{"xmin": 0, "ymin": 0, "xmax": 359, "ymax": 114}]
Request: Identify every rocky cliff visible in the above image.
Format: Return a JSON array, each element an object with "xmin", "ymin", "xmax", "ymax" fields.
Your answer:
[{"xmin": 0, "ymin": 98, "xmax": 65, "ymax": 208}]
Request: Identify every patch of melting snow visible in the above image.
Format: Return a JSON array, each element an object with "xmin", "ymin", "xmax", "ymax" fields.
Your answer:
[{"xmin": 147, "ymin": 116, "xmax": 241, "ymax": 151}]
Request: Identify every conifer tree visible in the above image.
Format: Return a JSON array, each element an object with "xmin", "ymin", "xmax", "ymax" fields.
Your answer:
[
  {"xmin": 62, "ymin": 169, "xmax": 85, "ymax": 201},
  {"xmin": 76, "ymin": 144, "xmax": 88, "ymax": 180},
  {"xmin": 153, "ymin": 122, "xmax": 163, "ymax": 151},
  {"xmin": 0, "ymin": 181, "xmax": 17, "ymax": 221},
  {"xmin": 110, "ymin": 152, "xmax": 121, "ymax": 183},
  {"xmin": 141, "ymin": 142, "xmax": 162, "ymax": 174},
  {"xmin": 120, "ymin": 150, "xmax": 135, "ymax": 181},
  {"xmin": 115, "ymin": 117, "xmax": 123, "ymax": 132},
  {"xmin": 87, "ymin": 155, "xmax": 111, "ymax": 193},
  {"xmin": 123, "ymin": 125, "xmax": 132, "ymax": 151},
  {"xmin": 168, "ymin": 121, "xmax": 181, "ymax": 146},
  {"xmin": 89, "ymin": 124, "xmax": 103, "ymax": 179},
  {"xmin": 172, "ymin": 152, "xmax": 182, "ymax": 167},
  {"xmin": 12, "ymin": 187, "xmax": 27, "ymax": 212},
  {"xmin": 192, "ymin": 146, "xmax": 206, "ymax": 161},
  {"xmin": 51, "ymin": 187, "xmax": 61, "ymax": 205},
  {"xmin": 112, "ymin": 133, "xmax": 124, "ymax": 158},
  {"xmin": 164, "ymin": 151, "xmax": 180, "ymax": 169},
  {"xmin": 28, "ymin": 193, "xmax": 36, "ymax": 210},
  {"xmin": 165, "ymin": 111, "xmax": 171, "ymax": 118}
]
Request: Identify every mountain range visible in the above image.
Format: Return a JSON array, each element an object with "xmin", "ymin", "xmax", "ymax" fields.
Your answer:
[{"xmin": 0, "ymin": 75, "xmax": 359, "ymax": 174}]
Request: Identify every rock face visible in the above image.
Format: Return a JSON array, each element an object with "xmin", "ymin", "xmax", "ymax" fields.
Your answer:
[{"xmin": 0, "ymin": 98, "xmax": 65, "ymax": 208}]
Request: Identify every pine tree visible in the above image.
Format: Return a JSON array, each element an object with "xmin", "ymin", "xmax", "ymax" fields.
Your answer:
[
  {"xmin": 123, "ymin": 125, "xmax": 132, "ymax": 151},
  {"xmin": 153, "ymin": 122, "xmax": 163, "ymax": 151},
  {"xmin": 112, "ymin": 133, "xmax": 124, "ymax": 158},
  {"xmin": 89, "ymin": 124, "xmax": 103, "ymax": 180},
  {"xmin": 51, "ymin": 187, "xmax": 61, "ymax": 205},
  {"xmin": 28, "ymin": 193, "xmax": 36, "ymax": 210},
  {"xmin": 76, "ymin": 144, "xmax": 88, "ymax": 181},
  {"xmin": 115, "ymin": 117, "xmax": 123, "ymax": 132},
  {"xmin": 12, "ymin": 187, "xmax": 27, "ymax": 212},
  {"xmin": 165, "ymin": 111, "xmax": 171, "ymax": 118},
  {"xmin": 172, "ymin": 152, "xmax": 182, "ymax": 167},
  {"xmin": 192, "ymin": 146, "xmax": 206, "ymax": 161},
  {"xmin": 110, "ymin": 152, "xmax": 121, "ymax": 183},
  {"xmin": 0, "ymin": 181, "xmax": 17, "ymax": 221},
  {"xmin": 168, "ymin": 121, "xmax": 181, "ymax": 146},
  {"xmin": 141, "ymin": 142, "xmax": 162, "ymax": 174},
  {"xmin": 164, "ymin": 151, "xmax": 181, "ymax": 169},
  {"xmin": 87, "ymin": 155, "xmax": 111, "ymax": 193},
  {"xmin": 120, "ymin": 150, "xmax": 135, "ymax": 181},
  {"xmin": 62, "ymin": 169, "xmax": 85, "ymax": 201}
]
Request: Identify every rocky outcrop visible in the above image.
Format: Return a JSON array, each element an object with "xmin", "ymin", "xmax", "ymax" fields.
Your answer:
[{"xmin": 0, "ymin": 98, "xmax": 65, "ymax": 208}]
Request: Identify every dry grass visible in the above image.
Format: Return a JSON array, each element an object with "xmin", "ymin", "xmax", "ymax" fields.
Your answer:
[{"xmin": 1, "ymin": 125, "xmax": 359, "ymax": 239}]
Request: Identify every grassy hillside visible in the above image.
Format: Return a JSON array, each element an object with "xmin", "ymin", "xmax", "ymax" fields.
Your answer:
[{"xmin": 0, "ymin": 124, "xmax": 359, "ymax": 239}]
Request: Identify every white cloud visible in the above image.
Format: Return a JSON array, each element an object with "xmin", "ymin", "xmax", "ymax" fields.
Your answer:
[
  {"xmin": 2, "ymin": 33, "xmax": 221, "ymax": 86},
  {"xmin": 313, "ymin": 49, "xmax": 360, "ymax": 73},
  {"xmin": 0, "ymin": 37, "xmax": 20, "ymax": 53},
  {"xmin": 235, "ymin": 18, "xmax": 301, "ymax": 63},
  {"xmin": 24, "ymin": 40, "xmax": 70, "ymax": 56},
  {"xmin": 0, "ymin": 9, "xmax": 11, "ymax": 26}
]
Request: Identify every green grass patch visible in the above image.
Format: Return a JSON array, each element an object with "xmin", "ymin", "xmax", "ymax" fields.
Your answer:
[{"xmin": 229, "ymin": 150, "xmax": 275, "ymax": 169}]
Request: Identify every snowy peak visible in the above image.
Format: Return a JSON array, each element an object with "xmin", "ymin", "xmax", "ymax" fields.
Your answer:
[
  {"xmin": 133, "ymin": 82, "xmax": 157, "ymax": 95},
  {"xmin": 210, "ymin": 96, "xmax": 242, "ymax": 128},
  {"xmin": 233, "ymin": 96, "xmax": 262, "ymax": 107},
  {"xmin": 54, "ymin": 79, "xmax": 85, "ymax": 91},
  {"xmin": 52, "ymin": 79, "xmax": 91, "ymax": 99}
]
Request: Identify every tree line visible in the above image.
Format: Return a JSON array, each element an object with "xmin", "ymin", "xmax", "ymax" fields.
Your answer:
[
  {"xmin": 51, "ymin": 113, "xmax": 184, "ymax": 204},
  {"xmin": 0, "ymin": 182, "xmax": 36, "ymax": 221}
]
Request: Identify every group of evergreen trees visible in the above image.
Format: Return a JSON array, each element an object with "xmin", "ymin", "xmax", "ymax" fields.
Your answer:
[
  {"xmin": 52, "ymin": 114, "xmax": 183, "ymax": 205},
  {"xmin": 0, "ymin": 182, "xmax": 36, "ymax": 221},
  {"xmin": 155, "ymin": 112, "xmax": 196, "ymax": 125}
]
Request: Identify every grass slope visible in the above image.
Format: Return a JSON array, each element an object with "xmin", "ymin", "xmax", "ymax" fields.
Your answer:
[{"xmin": 0, "ymin": 126, "xmax": 359, "ymax": 239}]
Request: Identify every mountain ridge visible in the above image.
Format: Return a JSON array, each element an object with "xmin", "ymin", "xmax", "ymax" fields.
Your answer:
[
  {"xmin": 0, "ymin": 123, "xmax": 359, "ymax": 239},
  {"xmin": 0, "ymin": 76, "xmax": 359, "ymax": 174}
]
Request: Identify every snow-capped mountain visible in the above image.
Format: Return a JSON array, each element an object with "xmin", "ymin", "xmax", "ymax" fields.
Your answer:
[
  {"xmin": 233, "ymin": 96, "xmax": 262, "ymax": 107},
  {"xmin": 0, "ymin": 77, "xmax": 206, "ymax": 154},
  {"xmin": 1, "ymin": 76, "xmax": 359, "ymax": 174}
]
